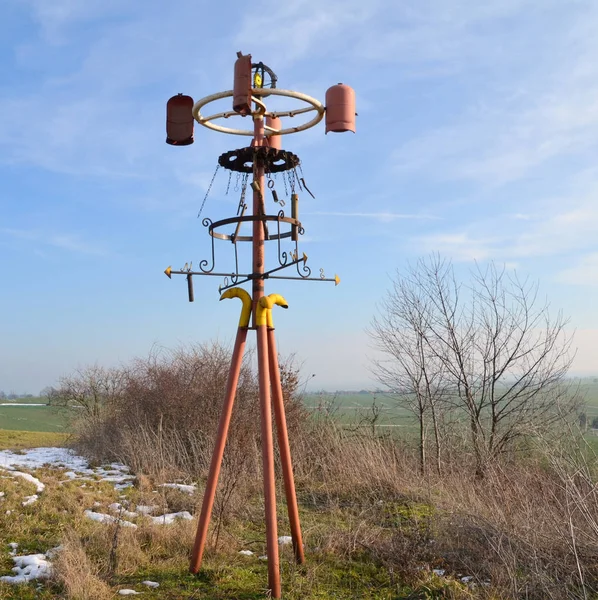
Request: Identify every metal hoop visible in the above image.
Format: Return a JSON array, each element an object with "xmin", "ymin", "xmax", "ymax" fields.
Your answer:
[{"xmin": 192, "ymin": 88, "xmax": 325, "ymax": 137}]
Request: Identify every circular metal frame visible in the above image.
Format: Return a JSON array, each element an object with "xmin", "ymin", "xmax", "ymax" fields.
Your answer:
[
  {"xmin": 192, "ymin": 88, "xmax": 325, "ymax": 137},
  {"xmin": 218, "ymin": 147, "xmax": 300, "ymax": 174},
  {"xmin": 208, "ymin": 214, "xmax": 303, "ymax": 242}
]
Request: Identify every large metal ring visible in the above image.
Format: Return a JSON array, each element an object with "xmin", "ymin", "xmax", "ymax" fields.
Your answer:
[{"xmin": 192, "ymin": 88, "xmax": 325, "ymax": 137}]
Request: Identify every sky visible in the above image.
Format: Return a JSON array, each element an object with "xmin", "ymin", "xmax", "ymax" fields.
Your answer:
[{"xmin": 1, "ymin": 0, "xmax": 597, "ymax": 394}]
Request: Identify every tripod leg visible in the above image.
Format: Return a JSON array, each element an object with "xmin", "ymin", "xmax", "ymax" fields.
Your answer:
[
  {"xmin": 257, "ymin": 323, "xmax": 281, "ymax": 598},
  {"xmin": 267, "ymin": 326, "xmax": 305, "ymax": 564},
  {"xmin": 190, "ymin": 326, "xmax": 248, "ymax": 574}
]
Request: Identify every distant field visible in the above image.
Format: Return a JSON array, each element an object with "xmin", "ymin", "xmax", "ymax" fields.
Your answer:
[
  {"xmin": 304, "ymin": 378, "xmax": 598, "ymax": 431},
  {"xmin": 0, "ymin": 397, "xmax": 70, "ymax": 433}
]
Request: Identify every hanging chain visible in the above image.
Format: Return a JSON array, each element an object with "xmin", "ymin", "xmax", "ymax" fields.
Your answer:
[
  {"xmin": 282, "ymin": 170, "xmax": 288, "ymax": 196},
  {"xmin": 234, "ymin": 172, "xmax": 241, "ymax": 192},
  {"xmin": 197, "ymin": 165, "xmax": 220, "ymax": 218},
  {"xmin": 225, "ymin": 171, "xmax": 232, "ymax": 195}
]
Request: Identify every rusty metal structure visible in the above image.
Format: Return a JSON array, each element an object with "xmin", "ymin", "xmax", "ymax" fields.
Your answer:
[{"xmin": 164, "ymin": 52, "xmax": 355, "ymax": 598}]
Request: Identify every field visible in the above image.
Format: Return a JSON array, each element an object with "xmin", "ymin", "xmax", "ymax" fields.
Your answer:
[
  {"xmin": 305, "ymin": 377, "xmax": 598, "ymax": 430},
  {"xmin": 0, "ymin": 398, "xmax": 70, "ymax": 433}
]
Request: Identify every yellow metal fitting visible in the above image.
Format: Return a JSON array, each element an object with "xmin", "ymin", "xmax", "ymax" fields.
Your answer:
[
  {"xmin": 164, "ymin": 266, "xmax": 172, "ymax": 279},
  {"xmin": 256, "ymin": 293, "xmax": 288, "ymax": 327},
  {"xmin": 220, "ymin": 287, "xmax": 252, "ymax": 328}
]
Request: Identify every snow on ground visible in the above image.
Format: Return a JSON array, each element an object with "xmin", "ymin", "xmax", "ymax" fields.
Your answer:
[
  {"xmin": 108, "ymin": 502, "xmax": 138, "ymax": 519},
  {"xmin": 142, "ymin": 581, "xmax": 160, "ymax": 588},
  {"xmin": 21, "ymin": 495, "xmax": 38, "ymax": 506},
  {"xmin": 118, "ymin": 589, "xmax": 142, "ymax": 596},
  {"xmin": 148, "ymin": 511, "xmax": 193, "ymax": 525},
  {"xmin": 84, "ymin": 510, "xmax": 137, "ymax": 528},
  {"xmin": 0, "ymin": 551, "xmax": 55, "ymax": 584},
  {"xmin": 0, "ymin": 447, "xmax": 89, "ymax": 471},
  {"xmin": 158, "ymin": 483, "xmax": 196, "ymax": 494},
  {"xmin": 136, "ymin": 505, "xmax": 158, "ymax": 515},
  {"xmin": 11, "ymin": 472, "xmax": 44, "ymax": 493}
]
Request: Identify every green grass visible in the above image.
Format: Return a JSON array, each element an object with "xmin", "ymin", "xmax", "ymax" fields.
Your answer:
[
  {"xmin": 0, "ymin": 462, "xmax": 470, "ymax": 599},
  {"xmin": 0, "ymin": 430, "xmax": 71, "ymax": 450},
  {"xmin": 0, "ymin": 401, "xmax": 70, "ymax": 433}
]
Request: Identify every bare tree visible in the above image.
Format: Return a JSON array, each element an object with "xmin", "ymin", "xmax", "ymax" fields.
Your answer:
[
  {"xmin": 369, "ymin": 264, "xmax": 448, "ymax": 475},
  {"xmin": 48, "ymin": 365, "xmax": 123, "ymax": 420},
  {"xmin": 369, "ymin": 256, "xmax": 578, "ymax": 477}
]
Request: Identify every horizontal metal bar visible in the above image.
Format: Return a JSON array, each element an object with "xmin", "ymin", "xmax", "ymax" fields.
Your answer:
[
  {"xmin": 168, "ymin": 270, "xmax": 250, "ymax": 278},
  {"xmin": 267, "ymin": 275, "xmax": 338, "ymax": 283}
]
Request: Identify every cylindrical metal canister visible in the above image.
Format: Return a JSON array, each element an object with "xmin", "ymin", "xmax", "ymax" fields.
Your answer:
[
  {"xmin": 325, "ymin": 83, "xmax": 356, "ymax": 134},
  {"xmin": 166, "ymin": 94, "xmax": 194, "ymax": 145},
  {"xmin": 265, "ymin": 116, "xmax": 282, "ymax": 149},
  {"xmin": 233, "ymin": 53, "xmax": 252, "ymax": 116}
]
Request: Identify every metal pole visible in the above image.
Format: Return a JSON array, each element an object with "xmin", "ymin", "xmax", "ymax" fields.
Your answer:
[
  {"xmin": 189, "ymin": 325, "xmax": 248, "ymax": 573},
  {"xmin": 267, "ymin": 325, "xmax": 305, "ymax": 564},
  {"xmin": 253, "ymin": 115, "xmax": 281, "ymax": 598}
]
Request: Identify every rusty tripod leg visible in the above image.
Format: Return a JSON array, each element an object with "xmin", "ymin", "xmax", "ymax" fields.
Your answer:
[
  {"xmin": 267, "ymin": 326, "xmax": 305, "ymax": 564},
  {"xmin": 190, "ymin": 326, "xmax": 248, "ymax": 574},
  {"xmin": 257, "ymin": 323, "xmax": 281, "ymax": 598}
]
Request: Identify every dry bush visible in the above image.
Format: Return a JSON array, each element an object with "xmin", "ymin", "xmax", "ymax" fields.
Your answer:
[
  {"xmin": 66, "ymin": 342, "xmax": 308, "ymax": 483},
  {"xmin": 52, "ymin": 530, "xmax": 113, "ymax": 600}
]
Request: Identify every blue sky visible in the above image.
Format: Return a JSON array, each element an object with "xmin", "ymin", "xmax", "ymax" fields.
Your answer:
[{"xmin": 1, "ymin": 0, "xmax": 597, "ymax": 394}]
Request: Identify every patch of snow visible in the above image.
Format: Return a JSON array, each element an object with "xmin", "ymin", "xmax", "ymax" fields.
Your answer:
[
  {"xmin": 0, "ymin": 491, "xmax": 4, "ymax": 497},
  {"xmin": 5, "ymin": 510, "xmax": 12, "ymax": 515},
  {"xmin": 258, "ymin": 555, "xmax": 267, "ymax": 561},
  {"xmin": 149, "ymin": 511, "xmax": 193, "ymax": 525},
  {"xmin": 0, "ymin": 448, "xmax": 133, "ymax": 492},
  {"xmin": 108, "ymin": 503, "xmax": 138, "ymax": 519},
  {"xmin": 433, "ymin": 569, "xmax": 446, "ymax": 576},
  {"xmin": 11, "ymin": 472, "xmax": 45, "ymax": 493},
  {"xmin": 8, "ymin": 543, "xmax": 18, "ymax": 556},
  {"xmin": 136, "ymin": 505, "xmax": 158, "ymax": 515},
  {"xmin": 278, "ymin": 536, "xmax": 292, "ymax": 545},
  {"xmin": 461, "ymin": 576, "xmax": 473, "ymax": 584},
  {"xmin": 0, "ymin": 447, "xmax": 89, "ymax": 471},
  {"xmin": 158, "ymin": 483, "xmax": 196, "ymax": 494},
  {"xmin": 118, "ymin": 590, "xmax": 142, "ymax": 596},
  {"xmin": 141, "ymin": 580, "xmax": 160, "ymax": 588},
  {"xmin": 22, "ymin": 495, "xmax": 39, "ymax": 506},
  {"xmin": 84, "ymin": 510, "xmax": 137, "ymax": 528},
  {"xmin": 0, "ymin": 553, "xmax": 52, "ymax": 584},
  {"xmin": 239, "ymin": 550, "xmax": 254, "ymax": 556}
]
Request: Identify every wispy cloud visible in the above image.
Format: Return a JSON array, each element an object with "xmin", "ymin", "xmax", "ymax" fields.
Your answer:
[
  {"xmin": 555, "ymin": 253, "xmax": 598, "ymax": 286},
  {"xmin": 391, "ymin": 3, "xmax": 598, "ymax": 185},
  {"xmin": 304, "ymin": 211, "xmax": 439, "ymax": 222},
  {"xmin": 1, "ymin": 228, "xmax": 108, "ymax": 257}
]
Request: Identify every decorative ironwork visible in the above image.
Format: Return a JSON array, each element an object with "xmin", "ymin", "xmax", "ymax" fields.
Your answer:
[
  {"xmin": 199, "ymin": 218, "xmax": 215, "ymax": 273},
  {"xmin": 218, "ymin": 147, "xmax": 300, "ymax": 174}
]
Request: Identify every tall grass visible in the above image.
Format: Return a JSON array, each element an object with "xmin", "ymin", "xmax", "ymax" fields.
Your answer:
[{"xmin": 56, "ymin": 345, "xmax": 598, "ymax": 598}]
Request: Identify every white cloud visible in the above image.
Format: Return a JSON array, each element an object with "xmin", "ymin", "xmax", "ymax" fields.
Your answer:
[
  {"xmin": 556, "ymin": 253, "xmax": 598, "ymax": 286},
  {"xmin": 305, "ymin": 211, "xmax": 439, "ymax": 222},
  {"xmin": 1, "ymin": 228, "xmax": 108, "ymax": 257}
]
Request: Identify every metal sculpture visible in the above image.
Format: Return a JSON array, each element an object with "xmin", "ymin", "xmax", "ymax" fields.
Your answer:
[{"xmin": 164, "ymin": 51, "xmax": 355, "ymax": 598}]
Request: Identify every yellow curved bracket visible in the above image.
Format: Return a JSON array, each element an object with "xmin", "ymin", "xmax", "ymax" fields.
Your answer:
[
  {"xmin": 256, "ymin": 293, "xmax": 288, "ymax": 327},
  {"xmin": 220, "ymin": 287, "xmax": 252, "ymax": 328}
]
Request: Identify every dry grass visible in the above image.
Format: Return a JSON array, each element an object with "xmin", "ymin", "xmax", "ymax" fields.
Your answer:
[
  {"xmin": 52, "ymin": 531, "xmax": 113, "ymax": 600},
  {"xmin": 44, "ymin": 345, "xmax": 598, "ymax": 598}
]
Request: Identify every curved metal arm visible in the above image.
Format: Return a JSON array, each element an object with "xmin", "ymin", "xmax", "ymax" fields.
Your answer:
[
  {"xmin": 220, "ymin": 287, "xmax": 252, "ymax": 328},
  {"xmin": 256, "ymin": 294, "xmax": 289, "ymax": 327}
]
